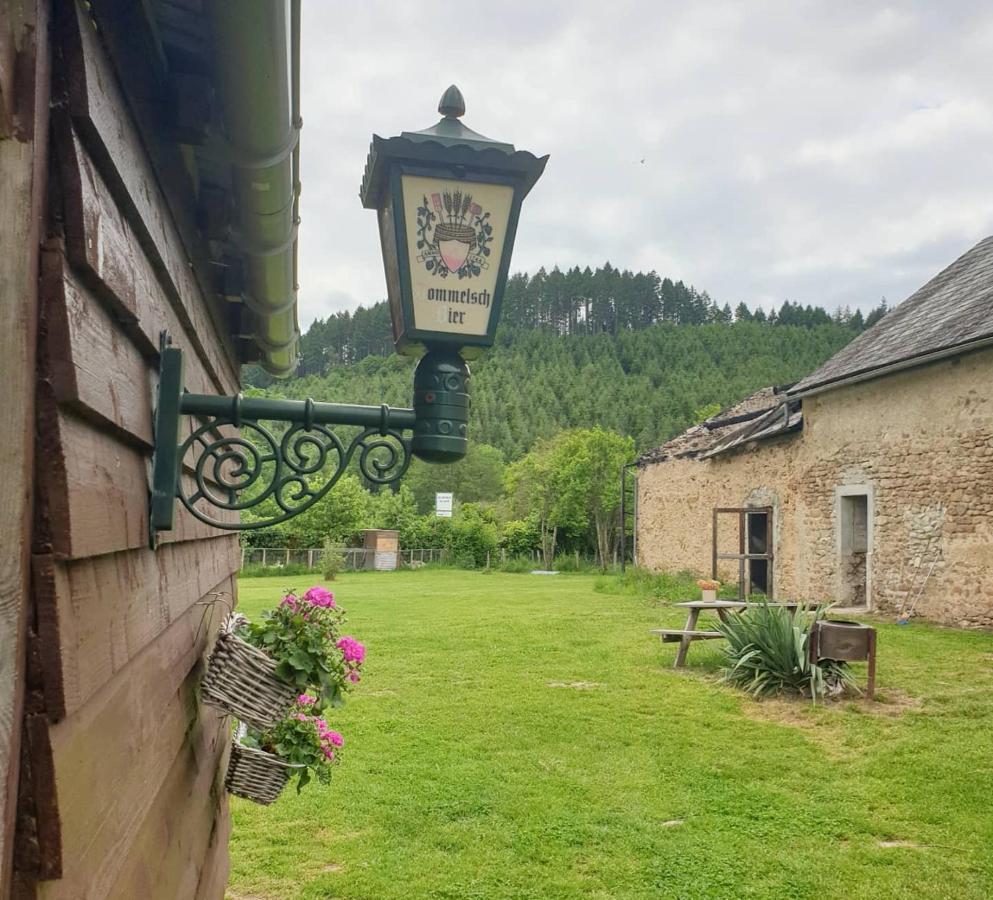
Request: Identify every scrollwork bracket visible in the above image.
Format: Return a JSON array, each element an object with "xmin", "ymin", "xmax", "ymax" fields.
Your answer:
[{"xmin": 149, "ymin": 336, "xmax": 416, "ymax": 547}]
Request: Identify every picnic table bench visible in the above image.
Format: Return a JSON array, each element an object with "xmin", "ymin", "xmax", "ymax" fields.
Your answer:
[{"xmin": 653, "ymin": 600, "xmax": 802, "ymax": 668}]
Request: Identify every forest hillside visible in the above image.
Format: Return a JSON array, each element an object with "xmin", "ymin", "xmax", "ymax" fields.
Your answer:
[{"xmin": 247, "ymin": 264, "xmax": 883, "ymax": 459}]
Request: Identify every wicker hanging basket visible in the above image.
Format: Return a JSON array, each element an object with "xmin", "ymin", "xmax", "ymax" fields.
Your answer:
[
  {"xmin": 225, "ymin": 732, "xmax": 304, "ymax": 805},
  {"xmin": 201, "ymin": 613, "xmax": 298, "ymax": 730}
]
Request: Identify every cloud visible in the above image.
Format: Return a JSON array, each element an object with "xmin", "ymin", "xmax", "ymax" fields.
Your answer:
[{"xmin": 295, "ymin": 0, "xmax": 993, "ymax": 328}]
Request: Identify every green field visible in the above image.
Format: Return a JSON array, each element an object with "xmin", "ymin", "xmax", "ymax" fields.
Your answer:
[{"xmin": 228, "ymin": 571, "xmax": 993, "ymax": 900}]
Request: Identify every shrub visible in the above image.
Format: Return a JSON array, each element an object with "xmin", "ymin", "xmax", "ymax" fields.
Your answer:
[
  {"xmin": 552, "ymin": 553, "xmax": 598, "ymax": 573},
  {"xmin": 716, "ymin": 602, "xmax": 856, "ymax": 700},
  {"xmin": 593, "ymin": 568, "xmax": 700, "ymax": 601},
  {"xmin": 321, "ymin": 539, "xmax": 347, "ymax": 581},
  {"xmin": 501, "ymin": 517, "xmax": 541, "ymax": 557},
  {"xmin": 494, "ymin": 555, "xmax": 535, "ymax": 574},
  {"xmin": 239, "ymin": 562, "xmax": 314, "ymax": 578}
]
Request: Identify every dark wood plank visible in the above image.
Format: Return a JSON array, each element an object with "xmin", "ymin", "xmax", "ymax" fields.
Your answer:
[
  {"xmin": 55, "ymin": 126, "xmax": 226, "ymax": 398},
  {"xmin": 42, "ymin": 586, "xmax": 231, "ymax": 899},
  {"xmin": 194, "ymin": 806, "xmax": 232, "ymax": 900},
  {"xmin": 61, "ymin": 2, "xmax": 238, "ymax": 393},
  {"xmin": 49, "ymin": 538, "xmax": 239, "ymax": 719},
  {"xmin": 107, "ymin": 706, "xmax": 229, "ymax": 899},
  {"xmin": 42, "ymin": 248, "xmax": 153, "ymax": 446},
  {"xmin": 41, "ymin": 407, "xmax": 240, "ymax": 560},
  {"xmin": 0, "ymin": 2, "xmax": 15, "ymax": 138},
  {"xmin": 29, "ymin": 557, "xmax": 65, "ymax": 724},
  {"xmin": 0, "ymin": 0, "xmax": 50, "ymax": 890}
]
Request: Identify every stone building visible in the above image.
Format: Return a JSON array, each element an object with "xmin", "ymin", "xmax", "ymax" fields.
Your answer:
[{"xmin": 637, "ymin": 237, "xmax": 993, "ymax": 627}]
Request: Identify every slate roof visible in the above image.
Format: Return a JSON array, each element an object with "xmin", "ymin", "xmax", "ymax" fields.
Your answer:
[
  {"xmin": 638, "ymin": 387, "xmax": 789, "ymax": 464},
  {"xmin": 791, "ymin": 236, "xmax": 993, "ymax": 395}
]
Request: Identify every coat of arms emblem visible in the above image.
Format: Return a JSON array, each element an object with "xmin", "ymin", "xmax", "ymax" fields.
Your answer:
[{"xmin": 415, "ymin": 189, "xmax": 493, "ymax": 279}]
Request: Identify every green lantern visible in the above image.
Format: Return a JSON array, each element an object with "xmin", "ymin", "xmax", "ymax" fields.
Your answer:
[{"xmin": 361, "ymin": 86, "xmax": 548, "ymax": 461}]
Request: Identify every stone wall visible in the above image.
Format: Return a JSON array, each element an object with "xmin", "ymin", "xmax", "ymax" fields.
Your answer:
[{"xmin": 637, "ymin": 347, "xmax": 993, "ymax": 627}]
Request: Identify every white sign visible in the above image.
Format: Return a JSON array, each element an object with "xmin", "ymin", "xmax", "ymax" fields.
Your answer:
[
  {"xmin": 435, "ymin": 492, "xmax": 453, "ymax": 518},
  {"xmin": 401, "ymin": 174, "xmax": 513, "ymax": 337}
]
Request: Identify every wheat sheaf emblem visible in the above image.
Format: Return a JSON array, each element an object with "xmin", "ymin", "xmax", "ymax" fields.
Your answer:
[{"xmin": 415, "ymin": 188, "xmax": 493, "ymax": 279}]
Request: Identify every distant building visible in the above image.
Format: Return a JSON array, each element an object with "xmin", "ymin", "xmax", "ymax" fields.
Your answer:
[{"xmin": 637, "ymin": 237, "xmax": 993, "ymax": 627}]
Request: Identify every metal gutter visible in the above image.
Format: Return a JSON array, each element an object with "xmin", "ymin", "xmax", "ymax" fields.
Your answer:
[
  {"xmin": 208, "ymin": 0, "xmax": 301, "ymax": 376},
  {"xmin": 788, "ymin": 334, "xmax": 993, "ymax": 400}
]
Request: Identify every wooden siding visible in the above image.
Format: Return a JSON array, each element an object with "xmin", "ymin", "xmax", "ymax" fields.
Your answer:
[
  {"xmin": 11, "ymin": 3, "xmax": 240, "ymax": 897},
  {"xmin": 1, "ymin": 1, "xmax": 50, "ymax": 894}
]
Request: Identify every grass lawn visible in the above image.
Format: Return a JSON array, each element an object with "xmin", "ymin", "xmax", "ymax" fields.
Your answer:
[{"xmin": 228, "ymin": 570, "xmax": 993, "ymax": 900}]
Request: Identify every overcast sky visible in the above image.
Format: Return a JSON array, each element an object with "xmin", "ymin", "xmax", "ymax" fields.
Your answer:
[{"xmin": 296, "ymin": 1, "xmax": 993, "ymax": 328}]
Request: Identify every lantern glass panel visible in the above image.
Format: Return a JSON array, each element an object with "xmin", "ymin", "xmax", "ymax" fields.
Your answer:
[{"xmin": 400, "ymin": 173, "xmax": 514, "ymax": 341}]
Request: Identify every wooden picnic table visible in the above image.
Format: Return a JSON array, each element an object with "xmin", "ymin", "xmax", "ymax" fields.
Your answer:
[{"xmin": 652, "ymin": 600, "xmax": 802, "ymax": 668}]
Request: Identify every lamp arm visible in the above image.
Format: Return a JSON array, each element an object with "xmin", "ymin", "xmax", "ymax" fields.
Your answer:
[{"xmin": 148, "ymin": 337, "xmax": 416, "ymax": 546}]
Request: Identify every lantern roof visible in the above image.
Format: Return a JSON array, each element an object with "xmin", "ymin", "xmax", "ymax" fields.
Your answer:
[
  {"xmin": 360, "ymin": 85, "xmax": 548, "ymax": 209},
  {"xmin": 401, "ymin": 85, "xmax": 514, "ymax": 152}
]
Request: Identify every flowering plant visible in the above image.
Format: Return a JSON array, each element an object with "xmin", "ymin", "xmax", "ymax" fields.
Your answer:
[
  {"xmin": 336, "ymin": 635, "xmax": 366, "ymax": 685},
  {"xmin": 241, "ymin": 694, "xmax": 344, "ymax": 791},
  {"xmin": 236, "ymin": 586, "xmax": 365, "ymax": 706},
  {"xmin": 697, "ymin": 579, "xmax": 721, "ymax": 591}
]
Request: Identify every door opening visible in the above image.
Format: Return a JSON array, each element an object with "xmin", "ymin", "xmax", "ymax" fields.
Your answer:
[
  {"xmin": 839, "ymin": 493, "xmax": 869, "ymax": 606},
  {"xmin": 712, "ymin": 506, "xmax": 774, "ymax": 600},
  {"xmin": 747, "ymin": 511, "xmax": 769, "ymax": 596}
]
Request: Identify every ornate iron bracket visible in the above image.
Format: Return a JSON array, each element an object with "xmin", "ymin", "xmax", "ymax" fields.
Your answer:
[{"xmin": 149, "ymin": 336, "xmax": 421, "ymax": 546}]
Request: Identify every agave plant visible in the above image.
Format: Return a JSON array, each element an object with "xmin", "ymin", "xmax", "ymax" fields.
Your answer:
[{"xmin": 715, "ymin": 602, "xmax": 857, "ymax": 701}]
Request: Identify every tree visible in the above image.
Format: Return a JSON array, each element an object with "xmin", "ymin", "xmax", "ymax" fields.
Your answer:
[
  {"xmin": 270, "ymin": 473, "xmax": 371, "ymax": 547},
  {"xmin": 404, "ymin": 443, "xmax": 505, "ymax": 513},
  {"xmin": 504, "ymin": 434, "xmax": 577, "ymax": 566},
  {"xmin": 552, "ymin": 428, "xmax": 636, "ymax": 567}
]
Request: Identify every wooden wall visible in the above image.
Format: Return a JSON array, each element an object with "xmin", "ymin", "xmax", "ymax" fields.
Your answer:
[
  {"xmin": 1, "ymin": 1, "xmax": 50, "ymax": 894},
  {"xmin": 11, "ymin": 4, "xmax": 240, "ymax": 897}
]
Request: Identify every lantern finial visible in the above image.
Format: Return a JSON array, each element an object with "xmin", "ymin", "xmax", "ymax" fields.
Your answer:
[{"xmin": 438, "ymin": 85, "xmax": 465, "ymax": 119}]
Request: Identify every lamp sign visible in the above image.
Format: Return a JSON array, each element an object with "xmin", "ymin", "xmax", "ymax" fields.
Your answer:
[
  {"xmin": 406, "ymin": 177, "xmax": 513, "ymax": 337},
  {"xmin": 361, "ymin": 85, "xmax": 546, "ymax": 463},
  {"xmin": 361, "ymin": 84, "xmax": 547, "ymax": 359}
]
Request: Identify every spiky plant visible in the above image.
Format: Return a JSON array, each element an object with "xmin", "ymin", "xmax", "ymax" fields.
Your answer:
[{"xmin": 715, "ymin": 602, "xmax": 856, "ymax": 701}]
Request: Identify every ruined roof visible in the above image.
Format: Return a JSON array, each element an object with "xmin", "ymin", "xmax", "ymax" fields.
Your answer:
[
  {"xmin": 791, "ymin": 235, "xmax": 993, "ymax": 396},
  {"xmin": 701, "ymin": 398, "xmax": 802, "ymax": 459},
  {"xmin": 638, "ymin": 387, "xmax": 787, "ymax": 465}
]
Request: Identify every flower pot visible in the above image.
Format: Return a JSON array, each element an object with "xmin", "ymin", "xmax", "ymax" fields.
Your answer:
[
  {"xmin": 225, "ymin": 738, "xmax": 303, "ymax": 805},
  {"xmin": 701, "ymin": 588, "xmax": 717, "ymax": 602},
  {"xmin": 201, "ymin": 614, "xmax": 298, "ymax": 731}
]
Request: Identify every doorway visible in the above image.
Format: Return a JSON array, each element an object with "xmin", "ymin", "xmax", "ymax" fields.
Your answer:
[
  {"xmin": 711, "ymin": 506, "xmax": 774, "ymax": 599},
  {"xmin": 838, "ymin": 492, "xmax": 870, "ymax": 607},
  {"xmin": 747, "ymin": 511, "xmax": 770, "ymax": 596}
]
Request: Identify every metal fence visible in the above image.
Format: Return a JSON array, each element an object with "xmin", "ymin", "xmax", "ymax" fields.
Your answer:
[{"xmin": 240, "ymin": 547, "xmax": 449, "ymax": 571}]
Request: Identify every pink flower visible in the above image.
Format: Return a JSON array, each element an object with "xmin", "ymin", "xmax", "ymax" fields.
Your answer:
[
  {"xmin": 303, "ymin": 586, "xmax": 335, "ymax": 608},
  {"xmin": 327, "ymin": 731, "xmax": 344, "ymax": 747},
  {"xmin": 315, "ymin": 718, "xmax": 329, "ymax": 732},
  {"xmin": 280, "ymin": 593, "xmax": 298, "ymax": 609},
  {"xmin": 295, "ymin": 713, "xmax": 307, "ymax": 721},
  {"xmin": 337, "ymin": 636, "xmax": 366, "ymax": 664},
  {"xmin": 348, "ymin": 671, "xmax": 361, "ymax": 683},
  {"xmin": 297, "ymin": 694, "xmax": 317, "ymax": 706},
  {"xmin": 323, "ymin": 747, "xmax": 336, "ymax": 760}
]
